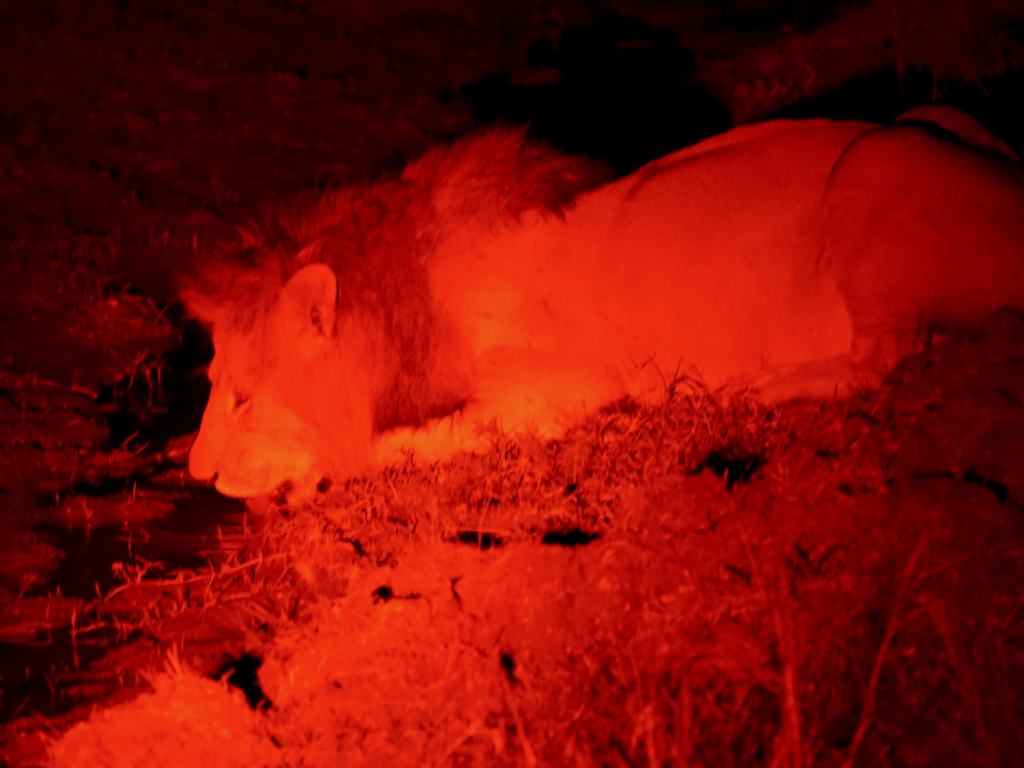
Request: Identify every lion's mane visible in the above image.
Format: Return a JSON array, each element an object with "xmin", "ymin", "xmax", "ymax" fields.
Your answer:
[{"xmin": 182, "ymin": 128, "xmax": 611, "ymax": 433}]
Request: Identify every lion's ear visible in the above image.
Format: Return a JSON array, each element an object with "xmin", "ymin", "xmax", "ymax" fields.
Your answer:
[{"xmin": 284, "ymin": 263, "xmax": 338, "ymax": 337}]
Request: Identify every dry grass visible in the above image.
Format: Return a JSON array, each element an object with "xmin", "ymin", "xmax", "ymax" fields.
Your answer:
[{"xmin": 39, "ymin": 316, "xmax": 1024, "ymax": 766}]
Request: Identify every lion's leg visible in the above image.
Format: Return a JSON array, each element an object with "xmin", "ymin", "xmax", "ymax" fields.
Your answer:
[
  {"xmin": 737, "ymin": 353, "xmax": 860, "ymax": 403},
  {"xmin": 373, "ymin": 346, "xmax": 631, "ymax": 467},
  {"xmin": 372, "ymin": 409, "xmax": 494, "ymax": 468},
  {"xmin": 823, "ymin": 124, "xmax": 1024, "ymax": 381}
]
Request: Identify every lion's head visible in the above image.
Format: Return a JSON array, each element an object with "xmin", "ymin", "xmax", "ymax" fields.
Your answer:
[
  {"xmin": 187, "ymin": 264, "xmax": 376, "ymax": 500},
  {"xmin": 183, "ymin": 128, "xmax": 607, "ymax": 500}
]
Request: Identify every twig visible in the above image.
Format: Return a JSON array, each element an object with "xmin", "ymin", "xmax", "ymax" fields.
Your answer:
[
  {"xmin": 500, "ymin": 665, "xmax": 537, "ymax": 768},
  {"xmin": 841, "ymin": 542, "xmax": 926, "ymax": 768},
  {"xmin": 104, "ymin": 553, "xmax": 288, "ymax": 600},
  {"xmin": 925, "ymin": 601, "xmax": 999, "ymax": 768},
  {"xmin": 679, "ymin": 666, "xmax": 692, "ymax": 768},
  {"xmin": 433, "ymin": 721, "xmax": 482, "ymax": 768},
  {"xmin": 0, "ymin": 370, "xmax": 99, "ymax": 399},
  {"xmin": 741, "ymin": 529, "xmax": 802, "ymax": 768}
]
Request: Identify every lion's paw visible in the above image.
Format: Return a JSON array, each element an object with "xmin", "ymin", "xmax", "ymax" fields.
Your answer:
[{"xmin": 373, "ymin": 412, "xmax": 493, "ymax": 469}]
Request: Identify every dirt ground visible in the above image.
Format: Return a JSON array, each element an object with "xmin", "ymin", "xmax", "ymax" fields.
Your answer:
[{"xmin": 1, "ymin": 1, "xmax": 1024, "ymax": 766}]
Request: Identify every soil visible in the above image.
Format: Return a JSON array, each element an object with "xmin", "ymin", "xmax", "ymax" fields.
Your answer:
[{"xmin": 1, "ymin": 1, "xmax": 1023, "ymax": 767}]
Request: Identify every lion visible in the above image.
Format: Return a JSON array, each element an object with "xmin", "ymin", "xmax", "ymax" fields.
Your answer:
[{"xmin": 183, "ymin": 109, "xmax": 1024, "ymax": 500}]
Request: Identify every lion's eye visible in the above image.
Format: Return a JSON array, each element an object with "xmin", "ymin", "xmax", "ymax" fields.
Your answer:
[{"xmin": 232, "ymin": 393, "xmax": 252, "ymax": 413}]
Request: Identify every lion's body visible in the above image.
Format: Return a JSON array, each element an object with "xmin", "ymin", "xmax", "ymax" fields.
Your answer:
[{"xmin": 186, "ymin": 113, "xmax": 1024, "ymax": 499}]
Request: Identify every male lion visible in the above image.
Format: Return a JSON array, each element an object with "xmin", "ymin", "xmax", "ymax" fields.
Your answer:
[{"xmin": 184, "ymin": 109, "xmax": 1024, "ymax": 500}]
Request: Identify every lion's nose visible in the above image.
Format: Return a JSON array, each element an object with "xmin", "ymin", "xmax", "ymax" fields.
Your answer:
[
  {"xmin": 188, "ymin": 445, "xmax": 216, "ymax": 483},
  {"xmin": 189, "ymin": 464, "xmax": 218, "ymax": 486}
]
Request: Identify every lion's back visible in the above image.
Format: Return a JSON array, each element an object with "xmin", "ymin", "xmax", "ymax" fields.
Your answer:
[{"xmin": 187, "ymin": 113, "xmax": 1024, "ymax": 502}]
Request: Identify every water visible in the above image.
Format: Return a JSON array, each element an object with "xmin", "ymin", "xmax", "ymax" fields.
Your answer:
[{"xmin": 2, "ymin": 486, "xmax": 247, "ymax": 724}]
